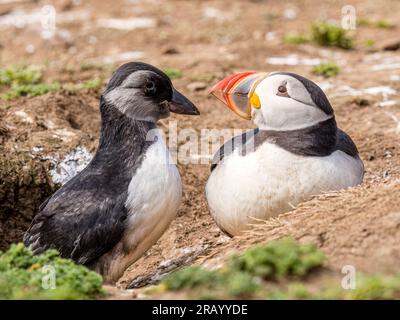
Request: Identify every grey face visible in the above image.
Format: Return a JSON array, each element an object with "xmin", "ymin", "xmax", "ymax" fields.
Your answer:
[
  {"xmin": 103, "ymin": 67, "xmax": 199, "ymax": 122},
  {"xmin": 104, "ymin": 70, "xmax": 173, "ymax": 122}
]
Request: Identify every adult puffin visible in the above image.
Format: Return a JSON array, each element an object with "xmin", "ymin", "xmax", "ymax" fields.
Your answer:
[
  {"xmin": 206, "ymin": 71, "xmax": 364, "ymax": 236},
  {"xmin": 24, "ymin": 62, "xmax": 199, "ymax": 283}
]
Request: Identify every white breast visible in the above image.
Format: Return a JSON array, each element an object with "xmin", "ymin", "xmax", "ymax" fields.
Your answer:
[
  {"xmin": 105, "ymin": 129, "xmax": 181, "ymax": 280},
  {"xmin": 206, "ymin": 142, "xmax": 364, "ymax": 236}
]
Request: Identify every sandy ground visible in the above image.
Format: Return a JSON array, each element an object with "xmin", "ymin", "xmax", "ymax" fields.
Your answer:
[{"xmin": 1, "ymin": 0, "xmax": 400, "ymax": 298}]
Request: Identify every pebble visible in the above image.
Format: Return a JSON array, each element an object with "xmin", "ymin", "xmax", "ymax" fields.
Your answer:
[{"xmin": 187, "ymin": 82, "xmax": 207, "ymax": 92}]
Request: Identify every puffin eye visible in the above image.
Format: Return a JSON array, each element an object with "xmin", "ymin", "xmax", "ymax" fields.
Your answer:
[
  {"xmin": 277, "ymin": 84, "xmax": 288, "ymax": 95},
  {"xmin": 145, "ymin": 80, "xmax": 157, "ymax": 95}
]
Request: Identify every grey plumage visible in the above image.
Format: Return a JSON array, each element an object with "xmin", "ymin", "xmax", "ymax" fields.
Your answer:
[
  {"xmin": 24, "ymin": 102, "xmax": 155, "ymax": 265},
  {"xmin": 23, "ymin": 62, "xmax": 199, "ymax": 274}
]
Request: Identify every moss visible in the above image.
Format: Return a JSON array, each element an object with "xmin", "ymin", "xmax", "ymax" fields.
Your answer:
[
  {"xmin": 227, "ymin": 238, "xmax": 325, "ymax": 279},
  {"xmin": 346, "ymin": 274, "xmax": 400, "ymax": 299},
  {"xmin": 161, "ymin": 266, "xmax": 217, "ymax": 291},
  {"xmin": 264, "ymin": 274, "xmax": 400, "ymax": 300},
  {"xmin": 0, "ymin": 64, "xmax": 103, "ymax": 100},
  {"xmin": 1, "ymin": 82, "xmax": 62, "ymax": 100},
  {"xmin": 375, "ymin": 19, "xmax": 395, "ymax": 29},
  {"xmin": 158, "ymin": 238, "xmax": 324, "ymax": 299},
  {"xmin": 283, "ymin": 22, "xmax": 353, "ymax": 49},
  {"xmin": 362, "ymin": 39, "xmax": 375, "ymax": 48},
  {"xmin": 222, "ymin": 271, "xmax": 260, "ymax": 298},
  {"xmin": 312, "ymin": 62, "xmax": 340, "ymax": 78},
  {"xmin": 163, "ymin": 68, "xmax": 183, "ymax": 80},
  {"xmin": 0, "ymin": 65, "xmax": 42, "ymax": 86},
  {"xmin": 283, "ymin": 34, "xmax": 310, "ymax": 45},
  {"xmin": 310, "ymin": 22, "xmax": 353, "ymax": 49},
  {"xmin": 157, "ymin": 238, "xmax": 400, "ymax": 300},
  {"xmin": 63, "ymin": 78, "xmax": 103, "ymax": 92},
  {"xmin": 1, "ymin": 78, "xmax": 102, "ymax": 100},
  {"xmin": 0, "ymin": 243, "xmax": 104, "ymax": 299},
  {"xmin": 357, "ymin": 18, "xmax": 395, "ymax": 29}
]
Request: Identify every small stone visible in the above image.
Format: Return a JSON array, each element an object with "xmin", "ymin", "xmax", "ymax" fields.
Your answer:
[
  {"xmin": 187, "ymin": 82, "xmax": 207, "ymax": 92},
  {"xmin": 382, "ymin": 39, "xmax": 400, "ymax": 51},
  {"xmin": 163, "ymin": 47, "xmax": 180, "ymax": 55}
]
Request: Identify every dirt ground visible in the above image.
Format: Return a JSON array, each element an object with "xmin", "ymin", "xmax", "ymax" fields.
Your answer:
[{"xmin": 1, "ymin": 0, "xmax": 400, "ymax": 298}]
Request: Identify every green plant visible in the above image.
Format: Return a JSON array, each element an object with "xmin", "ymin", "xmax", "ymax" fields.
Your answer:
[
  {"xmin": 265, "ymin": 274, "xmax": 400, "ymax": 300},
  {"xmin": 161, "ymin": 266, "xmax": 217, "ymax": 291},
  {"xmin": 346, "ymin": 274, "xmax": 400, "ymax": 299},
  {"xmin": 163, "ymin": 68, "xmax": 183, "ymax": 80},
  {"xmin": 0, "ymin": 65, "xmax": 42, "ymax": 86},
  {"xmin": 228, "ymin": 238, "xmax": 325, "ymax": 278},
  {"xmin": 222, "ymin": 271, "xmax": 260, "ymax": 298},
  {"xmin": 156, "ymin": 238, "xmax": 400, "ymax": 300},
  {"xmin": 0, "ymin": 243, "xmax": 104, "ymax": 299},
  {"xmin": 283, "ymin": 34, "xmax": 310, "ymax": 45},
  {"xmin": 158, "ymin": 238, "xmax": 324, "ymax": 299},
  {"xmin": 357, "ymin": 18, "xmax": 395, "ymax": 29},
  {"xmin": 375, "ymin": 19, "xmax": 395, "ymax": 29},
  {"xmin": 63, "ymin": 78, "xmax": 103, "ymax": 92},
  {"xmin": 310, "ymin": 22, "xmax": 353, "ymax": 49},
  {"xmin": 362, "ymin": 39, "xmax": 375, "ymax": 48},
  {"xmin": 312, "ymin": 62, "xmax": 340, "ymax": 77},
  {"xmin": 1, "ymin": 83, "xmax": 62, "ymax": 100}
]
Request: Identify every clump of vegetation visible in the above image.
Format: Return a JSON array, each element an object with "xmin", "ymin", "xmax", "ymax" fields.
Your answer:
[
  {"xmin": 357, "ymin": 18, "xmax": 395, "ymax": 29},
  {"xmin": 310, "ymin": 22, "xmax": 353, "ymax": 49},
  {"xmin": 283, "ymin": 22, "xmax": 353, "ymax": 49},
  {"xmin": 0, "ymin": 65, "xmax": 42, "ymax": 86},
  {"xmin": 2, "ymin": 83, "xmax": 62, "ymax": 100},
  {"xmin": 227, "ymin": 238, "xmax": 325, "ymax": 278},
  {"xmin": 346, "ymin": 274, "xmax": 400, "ymax": 299},
  {"xmin": 0, "ymin": 243, "xmax": 104, "ymax": 299},
  {"xmin": 161, "ymin": 266, "xmax": 217, "ymax": 291},
  {"xmin": 158, "ymin": 238, "xmax": 323, "ymax": 299},
  {"xmin": 63, "ymin": 78, "xmax": 103, "ymax": 92},
  {"xmin": 312, "ymin": 62, "xmax": 340, "ymax": 78},
  {"xmin": 283, "ymin": 34, "xmax": 310, "ymax": 45},
  {"xmin": 156, "ymin": 237, "xmax": 400, "ymax": 300},
  {"xmin": 265, "ymin": 274, "xmax": 400, "ymax": 300},
  {"xmin": 0, "ymin": 64, "xmax": 103, "ymax": 100},
  {"xmin": 375, "ymin": 20, "xmax": 395, "ymax": 29},
  {"xmin": 362, "ymin": 39, "xmax": 375, "ymax": 48},
  {"xmin": 160, "ymin": 266, "xmax": 261, "ymax": 299},
  {"xmin": 163, "ymin": 68, "xmax": 183, "ymax": 80}
]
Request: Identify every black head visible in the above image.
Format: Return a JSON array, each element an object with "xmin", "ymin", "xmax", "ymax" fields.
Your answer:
[{"xmin": 102, "ymin": 62, "xmax": 199, "ymax": 122}]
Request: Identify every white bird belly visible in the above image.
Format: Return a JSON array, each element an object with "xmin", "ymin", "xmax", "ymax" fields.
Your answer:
[
  {"xmin": 101, "ymin": 129, "xmax": 181, "ymax": 282},
  {"xmin": 206, "ymin": 142, "xmax": 364, "ymax": 236}
]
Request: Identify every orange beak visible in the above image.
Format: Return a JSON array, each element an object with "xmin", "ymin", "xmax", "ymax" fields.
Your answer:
[{"xmin": 210, "ymin": 72, "xmax": 267, "ymax": 119}]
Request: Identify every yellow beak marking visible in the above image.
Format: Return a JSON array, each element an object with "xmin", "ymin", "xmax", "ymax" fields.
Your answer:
[{"xmin": 250, "ymin": 93, "xmax": 261, "ymax": 109}]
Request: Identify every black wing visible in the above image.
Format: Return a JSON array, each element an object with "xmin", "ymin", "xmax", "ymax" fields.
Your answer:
[
  {"xmin": 211, "ymin": 129, "xmax": 259, "ymax": 171},
  {"xmin": 23, "ymin": 171, "xmax": 129, "ymax": 265},
  {"xmin": 335, "ymin": 128, "xmax": 359, "ymax": 157}
]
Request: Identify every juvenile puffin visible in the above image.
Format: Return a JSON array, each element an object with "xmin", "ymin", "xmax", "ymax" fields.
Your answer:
[
  {"xmin": 206, "ymin": 71, "xmax": 364, "ymax": 236},
  {"xmin": 24, "ymin": 62, "xmax": 199, "ymax": 282}
]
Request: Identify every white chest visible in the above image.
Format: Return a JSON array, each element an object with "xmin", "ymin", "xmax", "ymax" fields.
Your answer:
[
  {"xmin": 123, "ymin": 129, "xmax": 182, "ymax": 251},
  {"xmin": 206, "ymin": 142, "xmax": 364, "ymax": 235}
]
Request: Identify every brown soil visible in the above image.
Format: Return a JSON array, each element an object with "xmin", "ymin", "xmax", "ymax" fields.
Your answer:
[{"xmin": 0, "ymin": 0, "xmax": 399, "ymax": 298}]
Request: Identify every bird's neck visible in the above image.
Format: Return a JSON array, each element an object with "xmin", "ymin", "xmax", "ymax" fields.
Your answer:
[
  {"xmin": 259, "ymin": 117, "xmax": 338, "ymax": 156},
  {"xmin": 98, "ymin": 98, "xmax": 157, "ymax": 151}
]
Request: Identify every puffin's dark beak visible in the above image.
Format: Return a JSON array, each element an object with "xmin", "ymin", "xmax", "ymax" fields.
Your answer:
[
  {"xmin": 169, "ymin": 89, "xmax": 200, "ymax": 115},
  {"xmin": 210, "ymin": 72, "xmax": 267, "ymax": 120}
]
